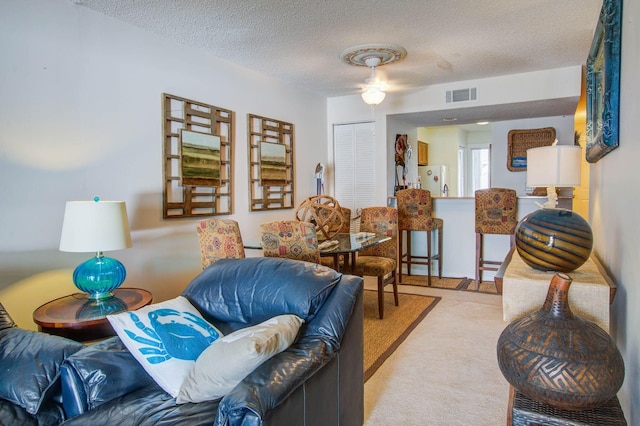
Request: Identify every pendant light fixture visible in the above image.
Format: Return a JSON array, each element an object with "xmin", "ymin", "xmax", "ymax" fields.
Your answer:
[
  {"xmin": 361, "ymin": 57, "xmax": 386, "ymax": 105},
  {"xmin": 340, "ymin": 43, "xmax": 407, "ymax": 106}
]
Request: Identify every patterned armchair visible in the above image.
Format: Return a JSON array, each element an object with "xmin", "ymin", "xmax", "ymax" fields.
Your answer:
[
  {"xmin": 396, "ymin": 189, "xmax": 443, "ymax": 286},
  {"xmin": 474, "ymin": 188, "xmax": 518, "ymax": 290},
  {"xmin": 196, "ymin": 218, "xmax": 245, "ymax": 269},
  {"xmin": 353, "ymin": 207, "xmax": 399, "ymax": 319},
  {"xmin": 260, "ymin": 220, "xmax": 321, "ymax": 264}
]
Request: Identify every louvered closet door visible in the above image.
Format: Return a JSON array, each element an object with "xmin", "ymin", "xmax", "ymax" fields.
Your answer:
[{"xmin": 333, "ymin": 122, "xmax": 375, "ymax": 232}]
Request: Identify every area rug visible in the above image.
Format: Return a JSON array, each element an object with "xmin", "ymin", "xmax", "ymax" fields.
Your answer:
[
  {"xmin": 363, "ymin": 290, "xmax": 440, "ymax": 382},
  {"xmin": 400, "ymin": 275, "xmax": 498, "ymax": 294}
]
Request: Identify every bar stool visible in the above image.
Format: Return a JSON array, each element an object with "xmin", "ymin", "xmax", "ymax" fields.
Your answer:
[
  {"xmin": 396, "ymin": 189, "xmax": 443, "ymax": 286},
  {"xmin": 474, "ymin": 188, "xmax": 518, "ymax": 290}
]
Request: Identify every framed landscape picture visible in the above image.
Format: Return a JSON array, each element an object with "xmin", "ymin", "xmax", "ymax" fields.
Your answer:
[
  {"xmin": 247, "ymin": 114, "xmax": 294, "ymax": 211},
  {"xmin": 180, "ymin": 129, "xmax": 221, "ymax": 187},
  {"xmin": 586, "ymin": 0, "xmax": 622, "ymax": 163},
  {"xmin": 260, "ymin": 141, "xmax": 287, "ymax": 186}
]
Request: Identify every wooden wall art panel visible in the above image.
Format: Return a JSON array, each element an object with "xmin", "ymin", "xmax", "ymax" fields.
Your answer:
[
  {"xmin": 162, "ymin": 93, "xmax": 234, "ymax": 218},
  {"xmin": 248, "ymin": 114, "xmax": 295, "ymax": 211}
]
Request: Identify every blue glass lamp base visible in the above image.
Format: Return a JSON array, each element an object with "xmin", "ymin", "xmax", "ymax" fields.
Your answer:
[{"xmin": 73, "ymin": 254, "xmax": 127, "ymax": 300}]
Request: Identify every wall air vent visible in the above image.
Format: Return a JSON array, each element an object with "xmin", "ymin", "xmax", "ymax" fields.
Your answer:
[{"xmin": 445, "ymin": 87, "xmax": 477, "ymax": 103}]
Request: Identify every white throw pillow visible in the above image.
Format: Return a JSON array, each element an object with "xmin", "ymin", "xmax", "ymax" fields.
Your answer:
[
  {"xmin": 176, "ymin": 314, "xmax": 304, "ymax": 403},
  {"xmin": 107, "ymin": 296, "xmax": 223, "ymax": 397}
]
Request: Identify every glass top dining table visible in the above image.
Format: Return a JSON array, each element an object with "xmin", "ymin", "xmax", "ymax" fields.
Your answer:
[
  {"xmin": 244, "ymin": 232, "xmax": 391, "ymax": 274},
  {"xmin": 318, "ymin": 232, "xmax": 391, "ymax": 273}
]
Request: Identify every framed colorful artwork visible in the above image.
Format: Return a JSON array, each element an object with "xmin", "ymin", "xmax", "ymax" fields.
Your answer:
[
  {"xmin": 180, "ymin": 129, "xmax": 221, "ymax": 187},
  {"xmin": 259, "ymin": 141, "xmax": 287, "ymax": 186},
  {"xmin": 586, "ymin": 0, "xmax": 622, "ymax": 163}
]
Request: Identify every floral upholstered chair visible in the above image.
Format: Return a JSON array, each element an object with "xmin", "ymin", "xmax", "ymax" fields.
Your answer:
[
  {"xmin": 353, "ymin": 207, "xmax": 399, "ymax": 319},
  {"xmin": 396, "ymin": 189, "xmax": 443, "ymax": 287},
  {"xmin": 337, "ymin": 207, "xmax": 352, "ymax": 233},
  {"xmin": 474, "ymin": 188, "xmax": 518, "ymax": 290},
  {"xmin": 260, "ymin": 220, "xmax": 321, "ymax": 264},
  {"xmin": 196, "ymin": 218, "xmax": 245, "ymax": 269}
]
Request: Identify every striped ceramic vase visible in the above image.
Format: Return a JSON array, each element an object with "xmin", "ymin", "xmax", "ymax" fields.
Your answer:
[{"xmin": 515, "ymin": 208, "xmax": 592, "ymax": 272}]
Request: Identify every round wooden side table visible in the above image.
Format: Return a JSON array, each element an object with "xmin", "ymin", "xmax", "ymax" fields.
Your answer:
[{"xmin": 33, "ymin": 288, "xmax": 153, "ymax": 342}]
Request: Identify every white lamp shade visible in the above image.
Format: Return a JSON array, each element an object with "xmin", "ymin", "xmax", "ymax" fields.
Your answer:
[
  {"xmin": 526, "ymin": 145, "xmax": 582, "ymax": 187},
  {"xmin": 362, "ymin": 85, "xmax": 386, "ymax": 105},
  {"xmin": 59, "ymin": 200, "xmax": 132, "ymax": 252}
]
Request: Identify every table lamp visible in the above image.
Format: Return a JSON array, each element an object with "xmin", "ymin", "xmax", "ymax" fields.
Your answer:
[
  {"xmin": 515, "ymin": 144, "xmax": 593, "ymax": 272},
  {"xmin": 59, "ymin": 197, "xmax": 132, "ymax": 300}
]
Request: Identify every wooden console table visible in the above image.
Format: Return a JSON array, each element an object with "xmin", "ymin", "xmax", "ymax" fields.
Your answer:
[{"xmin": 498, "ymin": 248, "xmax": 616, "ymax": 332}]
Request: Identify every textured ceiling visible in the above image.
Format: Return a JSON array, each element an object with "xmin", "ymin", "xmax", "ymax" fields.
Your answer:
[{"xmin": 76, "ymin": 0, "xmax": 602, "ymax": 124}]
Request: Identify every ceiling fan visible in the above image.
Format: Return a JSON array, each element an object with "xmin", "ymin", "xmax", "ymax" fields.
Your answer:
[{"xmin": 340, "ymin": 43, "xmax": 407, "ymax": 106}]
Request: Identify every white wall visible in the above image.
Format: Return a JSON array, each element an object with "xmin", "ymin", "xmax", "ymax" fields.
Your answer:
[
  {"xmin": 0, "ymin": 0, "xmax": 327, "ymax": 323},
  {"xmin": 590, "ymin": 0, "xmax": 639, "ymax": 419},
  {"xmin": 328, "ymin": 67, "xmax": 582, "ymax": 204},
  {"xmin": 491, "ymin": 115, "xmax": 575, "ymax": 194}
]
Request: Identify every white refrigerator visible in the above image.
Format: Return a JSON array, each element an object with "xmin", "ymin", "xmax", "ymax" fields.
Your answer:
[{"xmin": 419, "ymin": 165, "xmax": 449, "ymax": 196}]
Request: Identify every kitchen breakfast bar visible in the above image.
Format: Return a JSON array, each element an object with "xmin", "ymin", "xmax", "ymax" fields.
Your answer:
[{"xmin": 399, "ymin": 196, "xmax": 573, "ymax": 281}]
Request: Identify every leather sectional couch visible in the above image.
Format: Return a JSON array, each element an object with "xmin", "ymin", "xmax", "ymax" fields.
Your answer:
[{"xmin": 0, "ymin": 257, "xmax": 364, "ymax": 425}]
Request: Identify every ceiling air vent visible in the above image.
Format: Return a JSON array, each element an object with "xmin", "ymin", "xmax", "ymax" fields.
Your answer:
[{"xmin": 445, "ymin": 87, "xmax": 477, "ymax": 103}]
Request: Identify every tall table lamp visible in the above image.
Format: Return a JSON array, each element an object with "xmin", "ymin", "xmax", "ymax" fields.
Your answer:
[
  {"xmin": 515, "ymin": 144, "xmax": 593, "ymax": 272},
  {"xmin": 59, "ymin": 197, "xmax": 132, "ymax": 300}
]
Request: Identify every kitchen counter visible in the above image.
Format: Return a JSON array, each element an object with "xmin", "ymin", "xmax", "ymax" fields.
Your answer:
[{"xmin": 402, "ymin": 196, "xmax": 574, "ymax": 279}]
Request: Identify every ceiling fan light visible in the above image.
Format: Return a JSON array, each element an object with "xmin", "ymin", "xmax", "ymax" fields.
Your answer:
[
  {"xmin": 340, "ymin": 43, "xmax": 406, "ymax": 107},
  {"xmin": 362, "ymin": 85, "xmax": 386, "ymax": 105}
]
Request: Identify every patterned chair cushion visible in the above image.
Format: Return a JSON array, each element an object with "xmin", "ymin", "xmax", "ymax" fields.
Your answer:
[
  {"xmin": 196, "ymin": 219, "xmax": 245, "ymax": 269},
  {"xmin": 260, "ymin": 221, "xmax": 321, "ymax": 264},
  {"xmin": 396, "ymin": 189, "xmax": 441, "ymax": 231},
  {"xmin": 353, "ymin": 255, "xmax": 396, "ymax": 277},
  {"xmin": 475, "ymin": 188, "xmax": 518, "ymax": 235},
  {"xmin": 357, "ymin": 207, "xmax": 398, "ymax": 262}
]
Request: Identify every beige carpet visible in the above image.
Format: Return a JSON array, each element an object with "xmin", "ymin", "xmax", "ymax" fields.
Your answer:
[
  {"xmin": 364, "ymin": 280, "xmax": 509, "ymax": 425},
  {"xmin": 363, "ymin": 290, "xmax": 440, "ymax": 382},
  {"xmin": 400, "ymin": 274, "xmax": 499, "ymax": 294}
]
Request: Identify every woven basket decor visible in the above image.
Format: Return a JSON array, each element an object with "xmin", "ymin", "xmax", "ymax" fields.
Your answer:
[{"xmin": 507, "ymin": 127, "xmax": 556, "ymax": 172}]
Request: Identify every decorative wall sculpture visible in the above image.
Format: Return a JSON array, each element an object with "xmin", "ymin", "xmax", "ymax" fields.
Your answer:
[
  {"xmin": 162, "ymin": 93, "xmax": 234, "ymax": 219},
  {"xmin": 248, "ymin": 114, "xmax": 294, "ymax": 211},
  {"xmin": 506, "ymin": 127, "xmax": 556, "ymax": 172}
]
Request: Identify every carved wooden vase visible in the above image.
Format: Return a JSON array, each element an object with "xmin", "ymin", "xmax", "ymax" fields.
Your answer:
[{"xmin": 497, "ymin": 272, "xmax": 624, "ymax": 410}]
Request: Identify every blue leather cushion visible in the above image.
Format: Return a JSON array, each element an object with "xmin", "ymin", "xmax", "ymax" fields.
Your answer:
[
  {"xmin": 0, "ymin": 304, "xmax": 84, "ymax": 415},
  {"xmin": 0, "ymin": 396, "xmax": 65, "ymax": 426},
  {"xmin": 60, "ymin": 337, "xmax": 155, "ymax": 418},
  {"xmin": 182, "ymin": 257, "xmax": 341, "ymax": 328}
]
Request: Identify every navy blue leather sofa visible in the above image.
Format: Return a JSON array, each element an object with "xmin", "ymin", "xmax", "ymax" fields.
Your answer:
[{"xmin": 0, "ymin": 257, "xmax": 364, "ymax": 425}]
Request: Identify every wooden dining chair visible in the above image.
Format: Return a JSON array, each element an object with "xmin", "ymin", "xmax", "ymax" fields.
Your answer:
[
  {"xmin": 260, "ymin": 220, "xmax": 321, "ymax": 264},
  {"xmin": 475, "ymin": 188, "xmax": 518, "ymax": 290},
  {"xmin": 196, "ymin": 218, "xmax": 245, "ymax": 269},
  {"xmin": 353, "ymin": 206, "xmax": 399, "ymax": 319}
]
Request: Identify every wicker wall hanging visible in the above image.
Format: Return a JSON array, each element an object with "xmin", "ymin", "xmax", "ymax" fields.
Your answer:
[
  {"xmin": 506, "ymin": 127, "xmax": 556, "ymax": 172},
  {"xmin": 162, "ymin": 93, "xmax": 234, "ymax": 218},
  {"xmin": 248, "ymin": 114, "xmax": 295, "ymax": 211}
]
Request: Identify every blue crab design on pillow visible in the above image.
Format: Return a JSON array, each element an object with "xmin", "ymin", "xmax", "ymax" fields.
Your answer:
[{"xmin": 124, "ymin": 308, "xmax": 221, "ymax": 364}]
